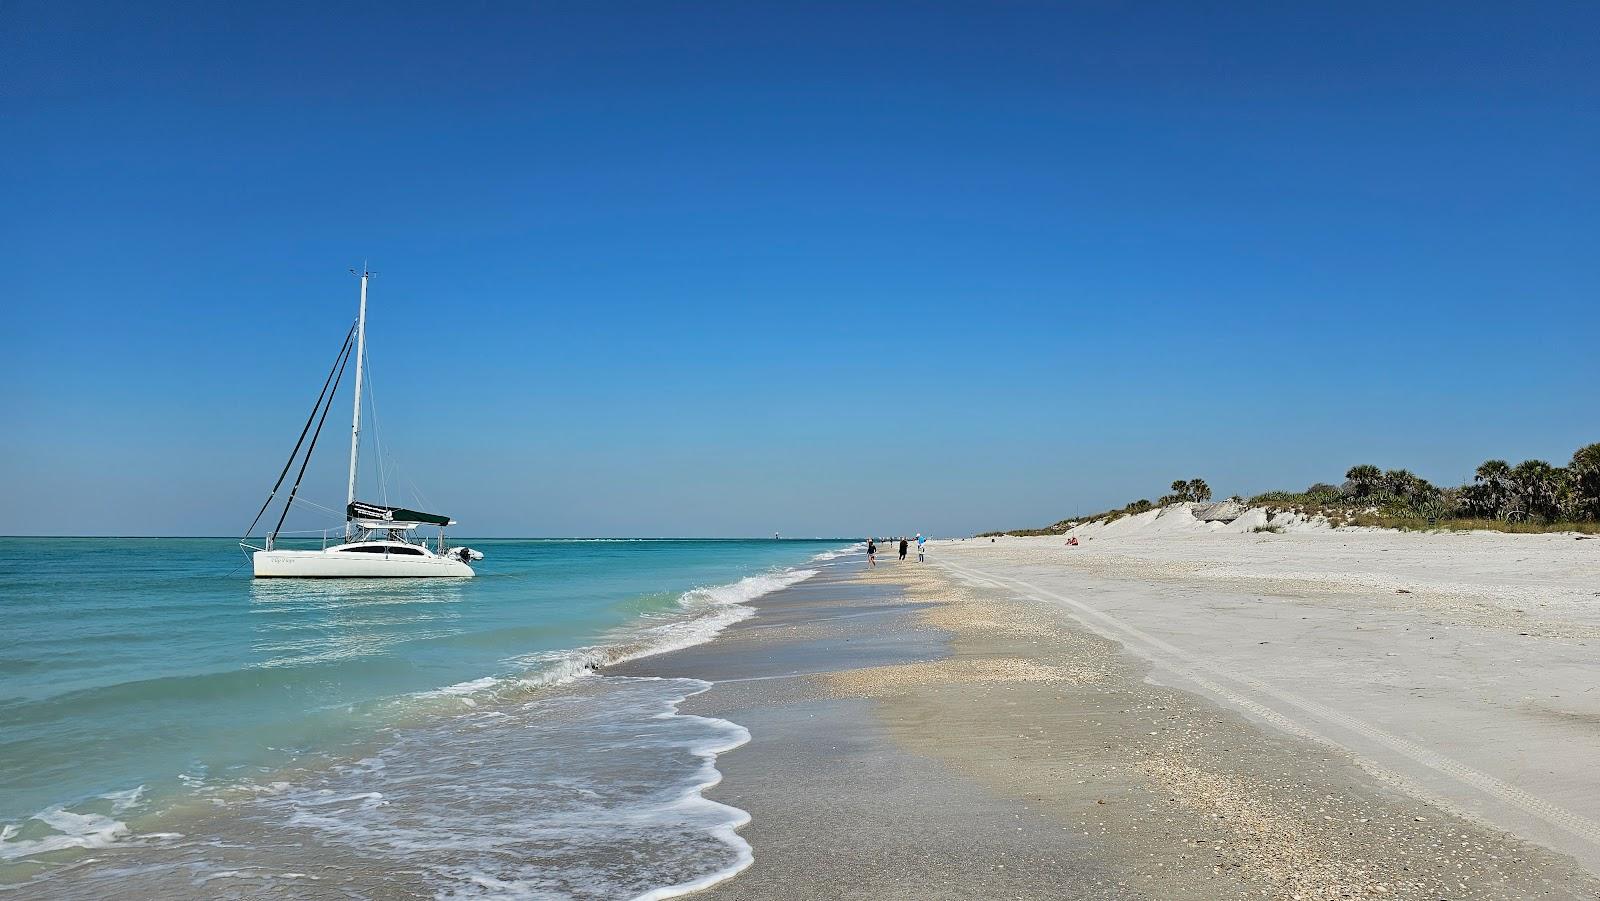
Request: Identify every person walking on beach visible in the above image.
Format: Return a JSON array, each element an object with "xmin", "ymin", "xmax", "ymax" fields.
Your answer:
[
  {"xmin": 866, "ymin": 538, "xmax": 877, "ymax": 567},
  {"xmin": 898, "ymin": 537, "xmax": 908, "ymax": 561},
  {"xmin": 916, "ymin": 533, "xmax": 925, "ymax": 562}
]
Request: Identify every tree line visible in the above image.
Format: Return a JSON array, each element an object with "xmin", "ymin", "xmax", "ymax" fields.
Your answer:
[
  {"xmin": 982, "ymin": 441, "xmax": 1600, "ymax": 536},
  {"xmin": 1328, "ymin": 442, "xmax": 1600, "ymax": 523}
]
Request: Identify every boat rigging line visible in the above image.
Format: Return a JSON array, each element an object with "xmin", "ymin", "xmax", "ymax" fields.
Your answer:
[
  {"xmin": 241, "ymin": 321, "xmax": 356, "ymax": 542},
  {"xmin": 269, "ymin": 328, "xmax": 356, "ymax": 547}
]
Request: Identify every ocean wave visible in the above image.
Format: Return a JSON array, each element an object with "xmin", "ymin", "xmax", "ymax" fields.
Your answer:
[
  {"xmin": 0, "ymin": 787, "xmax": 149, "ymax": 862},
  {"xmin": 0, "ymin": 808, "xmax": 129, "ymax": 861},
  {"xmin": 3, "ymin": 679, "xmax": 755, "ymax": 899},
  {"xmin": 808, "ymin": 543, "xmax": 863, "ymax": 562},
  {"xmin": 417, "ymin": 566, "xmax": 819, "ymax": 708},
  {"xmin": 0, "ymin": 558, "xmax": 815, "ymax": 885},
  {"xmin": 287, "ymin": 677, "xmax": 758, "ymax": 900}
]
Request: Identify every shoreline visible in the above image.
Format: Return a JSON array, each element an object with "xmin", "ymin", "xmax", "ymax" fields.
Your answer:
[
  {"xmin": 10, "ymin": 533, "xmax": 1595, "ymax": 898},
  {"xmin": 618, "ymin": 537, "xmax": 1600, "ymax": 898},
  {"xmin": 611, "ymin": 562, "xmax": 1127, "ymax": 898},
  {"xmin": 0, "ymin": 541, "xmax": 841, "ymax": 898}
]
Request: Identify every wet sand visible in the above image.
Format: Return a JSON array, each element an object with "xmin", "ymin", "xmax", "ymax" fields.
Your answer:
[
  {"xmin": 616, "ymin": 555, "xmax": 1600, "ymax": 899},
  {"xmin": 614, "ymin": 574, "xmax": 1126, "ymax": 899}
]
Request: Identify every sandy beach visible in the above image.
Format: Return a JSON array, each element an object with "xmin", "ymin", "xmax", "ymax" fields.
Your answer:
[
  {"xmin": 618, "ymin": 518, "xmax": 1600, "ymax": 899},
  {"xmin": 10, "ymin": 2, "xmax": 1597, "ymax": 897}
]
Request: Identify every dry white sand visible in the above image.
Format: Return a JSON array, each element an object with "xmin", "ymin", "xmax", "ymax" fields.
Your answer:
[{"xmin": 932, "ymin": 508, "xmax": 1600, "ymax": 875}]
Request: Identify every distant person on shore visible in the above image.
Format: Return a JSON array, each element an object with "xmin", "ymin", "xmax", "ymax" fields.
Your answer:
[
  {"xmin": 898, "ymin": 537, "xmax": 908, "ymax": 561},
  {"xmin": 916, "ymin": 533, "xmax": 925, "ymax": 562},
  {"xmin": 866, "ymin": 538, "xmax": 877, "ymax": 567}
]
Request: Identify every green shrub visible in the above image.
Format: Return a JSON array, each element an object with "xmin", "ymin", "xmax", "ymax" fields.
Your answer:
[{"xmin": 978, "ymin": 443, "xmax": 1600, "ymax": 536}]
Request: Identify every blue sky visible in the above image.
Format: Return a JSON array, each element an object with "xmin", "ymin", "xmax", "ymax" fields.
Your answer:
[{"xmin": 3, "ymin": 1, "xmax": 1596, "ymax": 537}]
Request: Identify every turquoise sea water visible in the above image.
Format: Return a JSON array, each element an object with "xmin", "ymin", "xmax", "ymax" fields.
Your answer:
[{"xmin": 0, "ymin": 537, "xmax": 850, "ymax": 897}]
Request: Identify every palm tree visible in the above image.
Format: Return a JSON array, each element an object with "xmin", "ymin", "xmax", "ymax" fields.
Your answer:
[
  {"xmin": 1509, "ymin": 459, "xmax": 1565, "ymax": 522},
  {"xmin": 1170, "ymin": 479, "xmax": 1188, "ymax": 499},
  {"xmin": 1380, "ymin": 470, "xmax": 1437, "ymax": 507},
  {"xmin": 1568, "ymin": 443, "xmax": 1600, "ymax": 521},
  {"xmin": 1459, "ymin": 459, "xmax": 1511, "ymax": 518},
  {"xmin": 1344, "ymin": 465, "xmax": 1382, "ymax": 499},
  {"xmin": 1476, "ymin": 459, "xmax": 1511, "ymax": 483},
  {"xmin": 1187, "ymin": 479, "xmax": 1212, "ymax": 502}
]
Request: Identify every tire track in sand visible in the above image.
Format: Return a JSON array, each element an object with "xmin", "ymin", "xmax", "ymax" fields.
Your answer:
[{"xmin": 937, "ymin": 558, "xmax": 1600, "ymax": 858}]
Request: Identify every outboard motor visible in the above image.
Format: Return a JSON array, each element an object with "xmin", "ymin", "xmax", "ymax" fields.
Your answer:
[{"xmin": 455, "ymin": 547, "xmax": 484, "ymax": 563}]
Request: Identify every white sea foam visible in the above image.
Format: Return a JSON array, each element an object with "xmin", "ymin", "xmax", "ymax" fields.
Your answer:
[
  {"xmin": 419, "ymin": 676, "xmax": 502, "ymax": 700},
  {"xmin": 8, "ymin": 680, "xmax": 758, "ymax": 897},
  {"xmin": 102, "ymin": 785, "xmax": 147, "ymax": 813},
  {"xmin": 265, "ymin": 677, "xmax": 754, "ymax": 899},
  {"xmin": 626, "ymin": 702, "xmax": 754, "ymax": 901},
  {"xmin": 192, "ymin": 868, "xmax": 256, "ymax": 885},
  {"xmin": 0, "ymin": 784, "xmax": 158, "ymax": 862},
  {"xmin": 0, "ymin": 807, "xmax": 130, "ymax": 861},
  {"xmin": 808, "ymin": 543, "xmax": 862, "ymax": 562},
  {"xmin": 417, "ymin": 565, "xmax": 819, "ymax": 709},
  {"xmin": 613, "ymin": 567, "xmax": 816, "ymax": 662}
]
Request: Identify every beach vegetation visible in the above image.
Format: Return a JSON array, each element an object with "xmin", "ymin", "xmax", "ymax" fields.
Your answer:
[
  {"xmin": 1347, "ymin": 514, "xmax": 1600, "ymax": 535},
  {"xmin": 1305, "ymin": 483, "xmax": 1341, "ymax": 503},
  {"xmin": 1569, "ymin": 443, "xmax": 1600, "ymax": 521},
  {"xmin": 982, "ymin": 439, "xmax": 1600, "ymax": 537},
  {"xmin": 1342, "ymin": 464, "xmax": 1383, "ymax": 499},
  {"xmin": 1511, "ymin": 459, "xmax": 1564, "ymax": 521},
  {"xmin": 1159, "ymin": 479, "xmax": 1212, "ymax": 506}
]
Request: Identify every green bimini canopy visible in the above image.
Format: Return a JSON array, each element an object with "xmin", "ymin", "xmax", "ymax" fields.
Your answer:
[{"xmin": 348, "ymin": 501, "xmax": 453, "ymax": 526}]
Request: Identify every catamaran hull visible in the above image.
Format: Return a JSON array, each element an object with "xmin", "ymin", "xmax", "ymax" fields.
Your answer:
[{"xmin": 253, "ymin": 550, "xmax": 474, "ymax": 578}]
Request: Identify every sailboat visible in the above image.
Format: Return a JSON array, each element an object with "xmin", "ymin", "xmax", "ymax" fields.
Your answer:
[{"xmin": 242, "ymin": 269, "xmax": 482, "ymax": 578}]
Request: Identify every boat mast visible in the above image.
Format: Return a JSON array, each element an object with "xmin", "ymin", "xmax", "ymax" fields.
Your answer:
[{"xmin": 345, "ymin": 266, "xmax": 370, "ymax": 540}]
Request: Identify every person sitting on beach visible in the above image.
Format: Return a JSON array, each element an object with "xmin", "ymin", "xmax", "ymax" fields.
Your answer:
[{"xmin": 866, "ymin": 538, "xmax": 877, "ymax": 567}]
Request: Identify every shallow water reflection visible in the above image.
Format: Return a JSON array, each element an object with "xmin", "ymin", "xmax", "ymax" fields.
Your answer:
[{"xmin": 248, "ymin": 579, "xmax": 467, "ymax": 668}]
